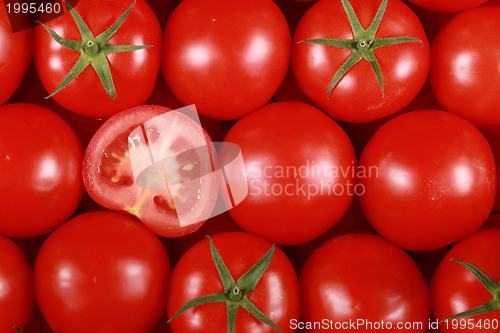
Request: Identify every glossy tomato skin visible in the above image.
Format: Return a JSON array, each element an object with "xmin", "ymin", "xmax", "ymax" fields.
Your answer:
[
  {"xmin": 0, "ymin": 235, "xmax": 35, "ymax": 332},
  {"xmin": 223, "ymin": 102, "xmax": 357, "ymax": 245},
  {"xmin": 430, "ymin": 6, "xmax": 500, "ymax": 130},
  {"xmin": 359, "ymin": 110, "xmax": 497, "ymax": 251},
  {"xmin": 431, "ymin": 228, "xmax": 500, "ymax": 333},
  {"xmin": 34, "ymin": 0, "xmax": 162, "ymax": 118},
  {"xmin": 34, "ymin": 211, "xmax": 170, "ymax": 333},
  {"xmin": 292, "ymin": 0, "xmax": 430, "ymax": 123},
  {"xmin": 300, "ymin": 233, "xmax": 430, "ymax": 333},
  {"xmin": 162, "ymin": 0, "xmax": 291, "ymax": 120},
  {"xmin": 167, "ymin": 232, "xmax": 300, "ymax": 333},
  {"xmin": 0, "ymin": 5, "xmax": 32, "ymax": 105},
  {"xmin": 406, "ymin": 0, "xmax": 488, "ymax": 12},
  {"xmin": 0, "ymin": 103, "xmax": 83, "ymax": 238},
  {"xmin": 83, "ymin": 105, "xmax": 219, "ymax": 238}
]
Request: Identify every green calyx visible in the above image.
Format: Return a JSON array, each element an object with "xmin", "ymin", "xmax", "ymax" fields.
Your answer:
[
  {"xmin": 440, "ymin": 259, "xmax": 500, "ymax": 323},
  {"xmin": 298, "ymin": 0, "xmax": 423, "ymax": 98},
  {"xmin": 36, "ymin": 0, "xmax": 152, "ymax": 99},
  {"xmin": 168, "ymin": 236, "xmax": 282, "ymax": 333}
]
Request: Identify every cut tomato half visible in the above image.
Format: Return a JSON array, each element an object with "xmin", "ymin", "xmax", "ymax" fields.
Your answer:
[{"xmin": 83, "ymin": 105, "xmax": 219, "ymax": 237}]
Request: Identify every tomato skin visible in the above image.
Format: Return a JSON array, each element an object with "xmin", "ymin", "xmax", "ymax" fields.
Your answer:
[
  {"xmin": 0, "ymin": 103, "xmax": 83, "ymax": 238},
  {"xmin": 83, "ymin": 105, "xmax": 219, "ymax": 238},
  {"xmin": 430, "ymin": 6, "xmax": 500, "ymax": 130},
  {"xmin": 0, "ymin": 5, "xmax": 32, "ymax": 106},
  {"xmin": 406, "ymin": 0, "xmax": 488, "ymax": 12},
  {"xmin": 162, "ymin": 0, "xmax": 291, "ymax": 120},
  {"xmin": 431, "ymin": 228, "xmax": 500, "ymax": 333},
  {"xmin": 167, "ymin": 232, "xmax": 300, "ymax": 333},
  {"xmin": 0, "ymin": 235, "xmax": 35, "ymax": 333},
  {"xmin": 359, "ymin": 110, "xmax": 497, "ymax": 251},
  {"xmin": 300, "ymin": 233, "xmax": 430, "ymax": 333},
  {"xmin": 292, "ymin": 0, "xmax": 430, "ymax": 123},
  {"xmin": 34, "ymin": 211, "xmax": 170, "ymax": 333},
  {"xmin": 223, "ymin": 102, "xmax": 356, "ymax": 245},
  {"xmin": 34, "ymin": 0, "xmax": 162, "ymax": 118}
]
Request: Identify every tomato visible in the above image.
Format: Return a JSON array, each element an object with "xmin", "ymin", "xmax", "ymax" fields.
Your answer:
[
  {"xmin": 222, "ymin": 102, "xmax": 356, "ymax": 245},
  {"xmin": 0, "ymin": 103, "xmax": 83, "ymax": 238},
  {"xmin": 292, "ymin": 0, "xmax": 430, "ymax": 123},
  {"xmin": 0, "ymin": 235, "xmax": 35, "ymax": 333},
  {"xmin": 34, "ymin": 211, "xmax": 170, "ymax": 333},
  {"xmin": 34, "ymin": 0, "xmax": 162, "ymax": 118},
  {"xmin": 430, "ymin": 6, "xmax": 500, "ymax": 130},
  {"xmin": 162, "ymin": 0, "xmax": 291, "ymax": 120},
  {"xmin": 431, "ymin": 228, "xmax": 500, "ymax": 332},
  {"xmin": 405, "ymin": 0, "xmax": 488, "ymax": 12},
  {"xmin": 300, "ymin": 233, "xmax": 430, "ymax": 333},
  {"xmin": 359, "ymin": 110, "xmax": 497, "ymax": 251},
  {"xmin": 167, "ymin": 232, "xmax": 300, "ymax": 333},
  {"xmin": 0, "ymin": 4, "xmax": 32, "ymax": 105},
  {"xmin": 83, "ymin": 105, "xmax": 219, "ymax": 237}
]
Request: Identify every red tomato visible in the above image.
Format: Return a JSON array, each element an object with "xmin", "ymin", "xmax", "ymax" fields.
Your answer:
[
  {"xmin": 430, "ymin": 6, "xmax": 500, "ymax": 130},
  {"xmin": 359, "ymin": 110, "xmax": 497, "ymax": 251},
  {"xmin": 431, "ymin": 228, "xmax": 500, "ymax": 332},
  {"xmin": 162, "ymin": 0, "xmax": 291, "ymax": 120},
  {"xmin": 0, "ymin": 4, "xmax": 32, "ymax": 105},
  {"xmin": 83, "ymin": 105, "xmax": 219, "ymax": 237},
  {"xmin": 300, "ymin": 233, "xmax": 430, "ymax": 333},
  {"xmin": 292, "ymin": 0, "xmax": 430, "ymax": 123},
  {"xmin": 223, "ymin": 102, "xmax": 356, "ymax": 245},
  {"xmin": 0, "ymin": 235, "xmax": 35, "ymax": 333},
  {"xmin": 0, "ymin": 103, "xmax": 83, "ymax": 238},
  {"xmin": 167, "ymin": 232, "xmax": 300, "ymax": 333},
  {"xmin": 34, "ymin": 211, "xmax": 170, "ymax": 333},
  {"xmin": 405, "ymin": 0, "xmax": 488, "ymax": 12},
  {"xmin": 34, "ymin": 0, "xmax": 162, "ymax": 118}
]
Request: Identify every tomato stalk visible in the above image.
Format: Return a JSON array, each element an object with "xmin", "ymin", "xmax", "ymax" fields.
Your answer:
[
  {"xmin": 441, "ymin": 259, "xmax": 500, "ymax": 323},
  {"xmin": 168, "ymin": 236, "xmax": 283, "ymax": 333},
  {"xmin": 36, "ymin": 0, "xmax": 152, "ymax": 99},
  {"xmin": 298, "ymin": 0, "xmax": 423, "ymax": 98}
]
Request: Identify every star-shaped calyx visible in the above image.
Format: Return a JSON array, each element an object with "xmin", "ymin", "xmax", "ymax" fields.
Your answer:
[
  {"xmin": 440, "ymin": 259, "xmax": 500, "ymax": 323},
  {"xmin": 168, "ymin": 236, "xmax": 283, "ymax": 333},
  {"xmin": 36, "ymin": 0, "xmax": 152, "ymax": 99},
  {"xmin": 299, "ymin": 0, "xmax": 423, "ymax": 98}
]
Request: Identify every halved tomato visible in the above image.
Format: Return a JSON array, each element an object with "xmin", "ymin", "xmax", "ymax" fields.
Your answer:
[{"xmin": 82, "ymin": 105, "xmax": 219, "ymax": 237}]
